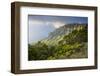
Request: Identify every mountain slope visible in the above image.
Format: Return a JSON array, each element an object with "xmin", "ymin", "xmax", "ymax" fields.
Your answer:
[
  {"xmin": 28, "ymin": 23, "xmax": 88, "ymax": 60},
  {"xmin": 47, "ymin": 25, "xmax": 88, "ymax": 59},
  {"xmin": 41, "ymin": 23, "xmax": 87, "ymax": 45}
]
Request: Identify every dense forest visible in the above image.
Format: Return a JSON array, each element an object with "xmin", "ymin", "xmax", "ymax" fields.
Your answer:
[{"xmin": 28, "ymin": 24, "xmax": 88, "ymax": 60}]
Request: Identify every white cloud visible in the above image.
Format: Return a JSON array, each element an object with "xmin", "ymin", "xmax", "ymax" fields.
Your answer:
[
  {"xmin": 29, "ymin": 20, "xmax": 44, "ymax": 25},
  {"xmin": 29, "ymin": 19, "xmax": 65, "ymax": 28},
  {"xmin": 52, "ymin": 21, "xmax": 65, "ymax": 28}
]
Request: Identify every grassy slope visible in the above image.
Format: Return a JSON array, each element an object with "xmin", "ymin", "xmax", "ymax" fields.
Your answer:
[{"xmin": 41, "ymin": 35, "xmax": 64, "ymax": 46}]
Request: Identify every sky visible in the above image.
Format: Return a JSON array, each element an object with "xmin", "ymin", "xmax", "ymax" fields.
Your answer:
[{"xmin": 28, "ymin": 15, "xmax": 88, "ymax": 44}]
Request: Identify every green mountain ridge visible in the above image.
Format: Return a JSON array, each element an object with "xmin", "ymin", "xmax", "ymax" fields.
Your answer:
[
  {"xmin": 41, "ymin": 23, "xmax": 87, "ymax": 45},
  {"xmin": 28, "ymin": 23, "xmax": 88, "ymax": 60}
]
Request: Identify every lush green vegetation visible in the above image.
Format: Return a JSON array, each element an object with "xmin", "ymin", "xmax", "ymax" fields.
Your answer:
[{"xmin": 28, "ymin": 25, "xmax": 88, "ymax": 60}]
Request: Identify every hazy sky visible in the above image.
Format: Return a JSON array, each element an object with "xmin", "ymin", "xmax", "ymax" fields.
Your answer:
[{"xmin": 28, "ymin": 15, "xmax": 88, "ymax": 44}]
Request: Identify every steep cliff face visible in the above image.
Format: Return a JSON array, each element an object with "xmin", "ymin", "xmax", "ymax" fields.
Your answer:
[{"xmin": 41, "ymin": 23, "xmax": 87, "ymax": 45}]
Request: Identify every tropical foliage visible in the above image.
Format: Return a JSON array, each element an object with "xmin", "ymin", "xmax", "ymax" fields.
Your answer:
[{"xmin": 28, "ymin": 24, "xmax": 88, "ymax": 60}]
